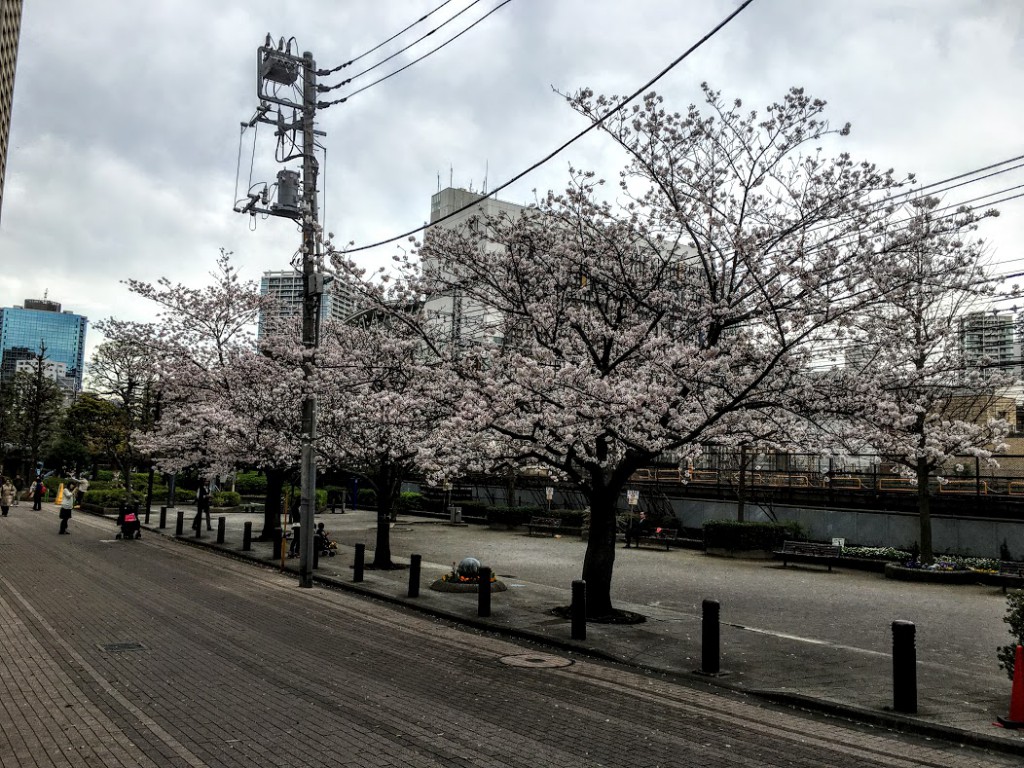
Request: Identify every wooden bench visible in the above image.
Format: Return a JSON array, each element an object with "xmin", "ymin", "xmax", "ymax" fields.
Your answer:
[
  {"xmin": 998, "ymin": 560, "xmax": 1024, "ymax": 593},
  {"xmin": 527, "ymin": 517, "xmax": 562, "ymax": 537},
  {"xmin": 773, "ymin": 541, "xmax": 842, "ymax": 572},
  {"xmin": 635, "ymin": 527, "xmax": 678, "ymax": 551}
]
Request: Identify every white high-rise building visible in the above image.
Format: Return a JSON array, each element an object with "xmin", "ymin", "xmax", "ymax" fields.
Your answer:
[
  {"xmin": 425, "ymin": 187, "xmax": 525, "ymax": 348},
  {"xmin": 959, "ymin": 311, "xmax": 1022, "ymax": 377},
  {"xmin": 258, "ymin": 270, "xmax": 362, "ymax": 339}
]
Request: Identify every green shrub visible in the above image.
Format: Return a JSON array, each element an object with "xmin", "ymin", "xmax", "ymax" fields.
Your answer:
[
  {"xmin": 175, "ymin": 488, "xmax": 196, "ymax": 503},
  {"xmin": 234, "ymin": 472, "xmax": 268, "ymax": 495},
  {"xmin": 356, "ymin": 487, "xmax": 377, "ymax": 507},
  {"xmin": 397, "ymin": 491, "xmax": 423, "ymax": 512},
  {"xmin": 486, "ymin": 506, "xmax": 537, "ymax": 527},
  {"xmin": 211, "ymin": 491, "xmax": 241, "ymax": 507},
  {"xmin": 285, "ymin": 488, "xmax": 327, "ymax": 513},
  {"xmin": 999, "ymin": 590, "xmax": 1024, "ymax": 680},
  {"xmin": 553, "ymin": 508, "xmax": 588, "ymax": 527},
  {"xmin": 82, "ymin": 489, "xmax": 145, "ymax": 507},
  {"xmin": 702, "ymin": 520, "xmax": 805, "ymax": 551}
]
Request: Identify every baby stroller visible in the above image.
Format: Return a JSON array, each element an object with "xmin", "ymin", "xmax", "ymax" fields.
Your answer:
[
  {"xmin": 315, "ymin": 523, "xmax": 337, "ymax": 557},
  {"xmin": 115, "ymin": 502, "xmax": 142, "ymax": 540}
]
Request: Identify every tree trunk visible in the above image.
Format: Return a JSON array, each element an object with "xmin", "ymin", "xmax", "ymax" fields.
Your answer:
[
  {"xmin": 371, "ymin": 464, "xmax": 404, "ymax": 569},
  {"xmin": 581, "ymin": 492, "xmax": 618, "ymax": 618},
  {"xmin": 916, "ymin": 458, "xmax": 933, "ymax": 564},
  {"xmin": 737, "ymin": 444, "xmax": 747, "ymax": 522},
  {"xmin": 259, "ymin": 467, "xmax": 286, "ymax": 541}
]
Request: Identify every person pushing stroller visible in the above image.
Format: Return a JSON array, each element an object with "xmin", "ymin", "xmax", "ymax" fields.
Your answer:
[{"xmin": 116, "ymin": 502, "xmax": 142, "ymax": 540}]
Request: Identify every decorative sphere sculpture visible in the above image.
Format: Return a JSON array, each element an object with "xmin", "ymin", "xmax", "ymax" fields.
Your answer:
[{"xmin": 457, "ymin": 557, "xmax": 481, "ymax": 578}]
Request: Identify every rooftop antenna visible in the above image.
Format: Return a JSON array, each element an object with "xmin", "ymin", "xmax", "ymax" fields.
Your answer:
[
  {"xmin": 449, "ymin": 164, "xmax": 453, "ymax": 188},
  {"xmin": 483, "ymin": 160, "xmax": 488, "ymax": 194},
  {"xmin": 437, "ymin": 173, "xmax": 441, "ymax": 193}
]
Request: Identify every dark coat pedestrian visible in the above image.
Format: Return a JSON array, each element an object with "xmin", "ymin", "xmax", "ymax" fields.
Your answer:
[
  {"xmin": 192, "ymin": 481, "xmax": 212, "ymax": 531},
  {"xmin": 32, "ymin": 477, "xmax": 44, "ymax": 510}
]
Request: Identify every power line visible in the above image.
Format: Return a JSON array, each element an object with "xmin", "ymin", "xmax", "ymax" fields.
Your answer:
[
  {"xmin": 340, "ymin": 0, "xmax": 759, "ymax": 254},
  {"xmin": 318, "ymin": 0, "xmax": 459, "ymax": 75},
  {"xmin": 319, "ymin": 0, "xmax": 490, "ymax": 92},
  {"xmin": 319, "ymin": 0, "xmax": 514, "ymax": 107}
]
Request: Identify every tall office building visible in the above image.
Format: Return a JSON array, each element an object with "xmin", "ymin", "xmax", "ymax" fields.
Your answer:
[
  {"xmin": 0, "ymin": 0, "xmax": 23, "ymax": 224},
  {"xmin": 425, "ymin": 187, "xmax": 524, "ymax": 348},
  {"xmin": 959, "ymin": 311, "xmax": 1022, "ymax": 378},
  {"xmin": 0, "ymin": 298, "xmax": 88, "ymax": 392},
  {"xmin": 258, "ymin": 270, "xmax": 362, "ymax": 339}
]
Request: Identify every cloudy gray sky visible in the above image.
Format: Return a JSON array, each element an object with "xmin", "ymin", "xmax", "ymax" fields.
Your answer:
[{"xmin": 2, "ymin": 0, "xmax": 1023, "ymax": 361}]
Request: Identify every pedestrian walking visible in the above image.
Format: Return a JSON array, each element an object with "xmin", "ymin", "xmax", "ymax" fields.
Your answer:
[
  {"xmin": 0, "ymin": 476, "xmax": 15, "ymax": 516},
  {"xmin": 32, "ymin": 476, "xmax": 44, "ymax": 510},
  {"xmin": 12, "ymin": 473, "xmax": 22, "ymax": 506},
  {"xmin": 59, "ymin": 482, "xmax": 76, "ymax": 534},
  {"xmin": 192, "ymin": 480, "xmax": 212, "ymax": 532}
]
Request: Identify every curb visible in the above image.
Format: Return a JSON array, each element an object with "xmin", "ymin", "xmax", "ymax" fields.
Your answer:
[{"xmin": 105, "ymin": 511, "xmax": 1024, "ymax": 756}]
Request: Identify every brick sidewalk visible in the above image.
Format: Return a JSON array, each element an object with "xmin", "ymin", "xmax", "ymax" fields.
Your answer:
[{"xmin": 114, "ymin": 504, "xmax": 1024, "ymax": 756}]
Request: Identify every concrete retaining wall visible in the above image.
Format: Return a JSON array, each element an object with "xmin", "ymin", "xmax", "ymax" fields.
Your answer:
[{"xmin": 673, "ymin": 498, "xmax": 1023, "ymax": 559}]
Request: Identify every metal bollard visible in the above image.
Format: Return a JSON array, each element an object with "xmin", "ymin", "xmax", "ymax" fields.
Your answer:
[
  {"xmin": 408, "ymin": 554, "xmax": 422, "ymax": 597},
  {"xmin": 571, "ymin": 580, "xmax": 587, "ymax": 640},
  {"xmin": 194, "ymin": 515, "xmax": 202, "ymax": 538},
  {"xmin": 242, "ymin": 521, "xmax": 252, "ymax": 551},
  {"xmin": 175, "ymin": 509, "xmax": 184, "ymax": 536},
  {"xmin": 701, "ymin": 599, "xmax": 721, "ymax": 675},
  {"xmin": 354, "ymin": 543, "xmax": 365, "ymax": 582},
  {"xmin": 160, "ymin": 506, "xmax": 167, "ymax": 529},
  {"xmin": 892, "ymin": 620, "xmax": 917, "ymax": 714},
  {"xmin": 478, "ymin": 566, "xmax": 492, "ymax": 617},
  {"xmin": 216, "ymin": 516, "xmax": 226, "ymax": 544},
  {"xmin": 271, "ymin": 529, "xmax": 282, "ymax": 560},
  {"xmin": 144, "ymin": 506, "xmax": 151, "ymax": 525},
  {"xmin": 313, "ymin": 540, "xmax": 319, "ymax": 570}
]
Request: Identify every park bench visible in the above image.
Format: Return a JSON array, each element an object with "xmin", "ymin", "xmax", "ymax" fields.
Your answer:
[
  {"xmin": 997, "ymin": 560, "xmax": 1024, "ymax": 593},
  {"xmin": 527, "ymin": 517, "xmax": 562, "ymax": 537},
  {"xmin": 773, "ymin": 540, "xmax": 842, "ymax": 572},
  {"xmin": 635, "ymin": 527, "xmax": 678, "ymax": 551}
]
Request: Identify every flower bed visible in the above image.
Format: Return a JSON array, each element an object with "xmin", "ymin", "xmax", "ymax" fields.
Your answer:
[{"xmin": 883, "ymin": 562, "xmax": 985, "ymax": 584}]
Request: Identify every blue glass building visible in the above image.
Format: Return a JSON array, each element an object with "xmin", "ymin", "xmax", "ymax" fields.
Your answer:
[{"xmin": 0, "ymin": 298, "xmax": 88, "ymax": 391}]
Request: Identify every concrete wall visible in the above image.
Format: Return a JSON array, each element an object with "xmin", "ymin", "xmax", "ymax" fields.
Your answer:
[
  {"xmin": 425, "ymin": 482, "xmax": 1024, "ymax": 559},
  {"xmin": 673, "ymin": 498, "xmax": 1024, "ymax": 559}
]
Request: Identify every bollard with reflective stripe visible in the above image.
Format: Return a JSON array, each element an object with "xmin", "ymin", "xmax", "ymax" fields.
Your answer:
[
  {"xmin": 408, "ymin": 554, "xmax": 421, "ymax": 597},
  {"xmin": 271, "ymin": 529, "xmax": 282, "ymax": 560},
  {"xmin": 354, "ymin": 543, "xmax": 365, "ymax": 582},
  {"xmin": 892, "ymin": 620, "xmax": 917, "ymax": 714},
  {"xmin": 478, "ymin": 566, "xmax": 492, "ymax": 617},
  {"xmin": 571, "ymin": 580, "xmax": 586, "ymax": 640},
  {"xmin": 701, "ymin": 599, "xmax": 721, "ymax": 675}
]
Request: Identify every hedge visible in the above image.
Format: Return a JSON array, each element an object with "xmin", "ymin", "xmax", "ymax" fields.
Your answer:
[
  {"xmin": 702, "ymin": 520, "xmax": 805, "ymax": 551},
  {"xmin": 211, "ymin": 491, "xmax": 241, "ymax": 507}
]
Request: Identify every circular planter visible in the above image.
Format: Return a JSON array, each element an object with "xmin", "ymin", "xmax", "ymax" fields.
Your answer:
[
  {"xmin": 883, "ymin": 563, "xmax": 981, "ymax": 584},
  {"xmin": 430, "ymin": 578, "xmax": 508, "ymax": 593}
]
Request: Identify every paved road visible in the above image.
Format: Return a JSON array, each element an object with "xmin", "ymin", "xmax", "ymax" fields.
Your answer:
[{"xmin": 0, "ymin": 506, "xmax": 1020, "ymax": 767}]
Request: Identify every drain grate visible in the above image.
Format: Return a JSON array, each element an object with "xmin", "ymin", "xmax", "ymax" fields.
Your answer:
[
  {"xmin": 100, "ymin": 642, "xmax": 146, "ymax": 653},
  {"xmin": 499, "ymin": 653, "xmax": 573, "ymax": 669}
]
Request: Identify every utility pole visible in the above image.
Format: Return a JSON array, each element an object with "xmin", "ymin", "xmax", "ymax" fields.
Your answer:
[{"xmin": 237, "ymin": 37, "xmax": 324, "ymax": 588}]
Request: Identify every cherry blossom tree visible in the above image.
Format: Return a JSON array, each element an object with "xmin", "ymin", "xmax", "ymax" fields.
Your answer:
[
  {"xmin": 829, "ymin": 199, "xmax": 1010, "ymax": 563},
  {"xmin": 336, "ymin": 85, "xmax": 926, "ymax": 618},
  {"xmin": 315, "ymin": 309, "xmax": 453, "ymax": 568},
  {"xmin": 123, "ymin": 250, "xmax": 303, "ymax": 539}
]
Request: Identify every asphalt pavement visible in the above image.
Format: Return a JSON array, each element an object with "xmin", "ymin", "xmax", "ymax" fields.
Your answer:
[{"xmin": 84, "ymin": 502, "xmax": 1024, "ymax": 756}]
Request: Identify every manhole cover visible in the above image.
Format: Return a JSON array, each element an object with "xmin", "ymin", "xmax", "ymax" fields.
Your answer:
[
  {"xmin": 100, "ymin": 642, "xmax": 146, "ymax": 653},
  {"xmin": 500, "ymin": 653, "xmax": 573, "ymax": 668}
]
